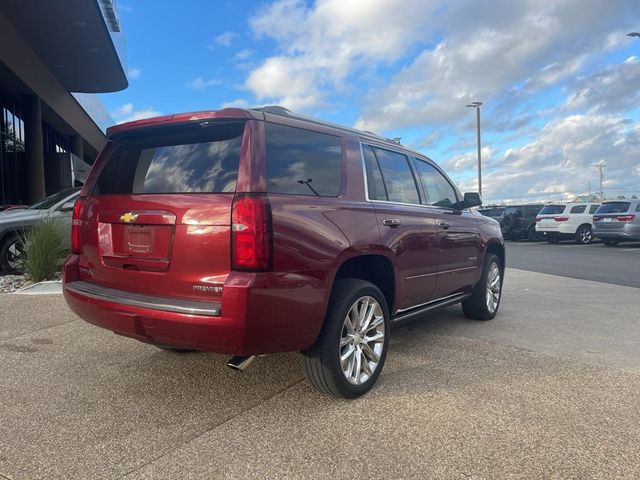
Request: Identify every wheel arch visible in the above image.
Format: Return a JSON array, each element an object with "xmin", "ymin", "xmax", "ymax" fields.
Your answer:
[{"xmin": 486, "ymin": 241, "xmax": 505, "ymax": 271}]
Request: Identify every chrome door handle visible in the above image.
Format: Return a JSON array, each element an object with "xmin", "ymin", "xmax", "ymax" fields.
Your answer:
[
  {"xmin": 382, "ymin": 218, "xmax": 401, "ymax": 228},
  {"xmin": 439, "ymin": 221, "xmax": 451, "ymax": 230}
]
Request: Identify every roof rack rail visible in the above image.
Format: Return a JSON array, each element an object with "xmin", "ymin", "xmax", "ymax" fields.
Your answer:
[{"xmin": 249, "ymin": 105, "xmax": 389, "ymax": 143}]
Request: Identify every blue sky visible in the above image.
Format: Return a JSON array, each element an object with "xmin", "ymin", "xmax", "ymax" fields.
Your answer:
[{"xmin": 101, "ymin": 0, "xmax": 640, "ymax": 203}]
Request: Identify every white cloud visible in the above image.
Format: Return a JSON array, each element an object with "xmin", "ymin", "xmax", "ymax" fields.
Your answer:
[
  {"xmin": 186, "ymin": 77, "xmax": 223, "ymax": 90},
  {"xmin": 128, "ymin": 67, "xmax": 142, "ymax": 80},
  {"xmin": 213, "ymin": 31, "xmax": 237, "ymax": 47},
  {"xmin": 112, "ymin": 103, "xmax": 161, "ymax": 123}
]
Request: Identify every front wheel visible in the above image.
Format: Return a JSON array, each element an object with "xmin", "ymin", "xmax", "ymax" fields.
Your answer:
[
  {"xmin": 300, "ymin": 279, "xmax": 390, "ymax": 398},
  {"xmin": 462, "ymin": 253, "xmax": 503, "ymax": 321},
  {"xmin": 575, "ymin": 225, "xmax": 593, "ymax": 244}
]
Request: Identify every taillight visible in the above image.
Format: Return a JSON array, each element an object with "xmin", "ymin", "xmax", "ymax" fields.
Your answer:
[
  {"xmin": 593, "ymin": 216, "xmax": 602, "ymax": 222},
  {"xmin": 553, "ymin": 216, "xmax": 569, "ymax": 222},
  {"xmin": 617, "ymin": 215, "xmax": 636, "ymax": 222},
  {"xmin": 535, "ymin": 217, "xmax": 541, "ymax": 222},
  {"xmin": 71, "ymin": 198, "xmax": 84, "ymax": 254},
  {"xmin": 231, "ymin": 194, "xmax": 272, "ymax": 271}
]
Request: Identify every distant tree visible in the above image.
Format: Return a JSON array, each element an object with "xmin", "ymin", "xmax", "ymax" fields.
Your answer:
[{"xmin": 1, "ymin": 123, "xmax": 25, "ymax": 153}]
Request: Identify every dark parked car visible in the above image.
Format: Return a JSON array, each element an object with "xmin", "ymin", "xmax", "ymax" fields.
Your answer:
[
  {"xmin": 500, "ymin": 204, "xmax": 544, "ymax": 240},
  {"xmin": 478, "ymin": 206, "xmax": 505, "ymax": 220},
  {"xmin": 63, "ymin": 106, "xmax": 505, "ymax": 398},
  {"xmin": 593, "ymin": 200, "xmax": 640, "ymax": 246}
]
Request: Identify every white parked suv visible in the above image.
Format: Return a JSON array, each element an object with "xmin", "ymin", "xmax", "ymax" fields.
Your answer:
[{"xmin": 535, "ymin": 202, "xmax": 601, "ymax": 244}]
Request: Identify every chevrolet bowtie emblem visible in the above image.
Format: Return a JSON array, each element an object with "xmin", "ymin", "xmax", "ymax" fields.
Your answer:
[{"xmin": 120, "ymin": 212, "xmax": 138, "ymax": 223}]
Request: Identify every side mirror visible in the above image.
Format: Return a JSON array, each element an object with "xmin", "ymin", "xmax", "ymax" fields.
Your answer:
[
  {"xmin": 462, "ymin": 192, "xmax": 482, "ymax": 209},
  {"xmin": 58, "ymin": 201, "xmax": 76, "ymax": 212}
]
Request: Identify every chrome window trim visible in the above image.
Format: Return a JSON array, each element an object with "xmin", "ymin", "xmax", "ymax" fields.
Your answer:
[
  {"xmin": 65, "ymin": 281, "xmax": 221, "ymax": 316},
  {"xmin": 359, "ymin": 140, "xmax": 467, "ymax": 211}
]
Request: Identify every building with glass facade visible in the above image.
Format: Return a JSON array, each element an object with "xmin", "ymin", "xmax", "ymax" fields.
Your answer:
[{"xmin": 0, "ymin": 0, "xmax": 127, "ymax": 206}]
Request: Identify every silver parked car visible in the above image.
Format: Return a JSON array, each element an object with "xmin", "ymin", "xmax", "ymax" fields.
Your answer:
[
  {"xmin": 592, "ymin": 199, "xmax": 640, "ymax": 246},
  {"xmin": 0, "ymin": 188, "xmax": 79, "ymax": 272}
]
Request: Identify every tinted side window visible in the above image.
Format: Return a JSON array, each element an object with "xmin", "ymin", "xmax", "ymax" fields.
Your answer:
[
  {"xmin": 636, "ymin": 203, "xmax": 640, "ymax": 212},
  {"xmin": 570, "ymin": 205, "xmax": 586, "ymax": 214},
  {"xmin": 371, "ymin": 147, "xmax": 420, "ymax": 204},
  {"xmin": 94, "ymin": 122, "xmax": 244, "ymax": 194},
  {"xmin": 589, "ymin": 205, "xmax": 600, "ymax": 214},
  {"xmin": 412, "ymin": 158, "xmax": 458, "ymax": 208},
  {"xmin": 363, "ymin": 146, "xmax": 387, "ymax": 201},
  {"xmin": 265, "ymin": 123, "xmax": 342, "ymax": 196},
  {"xmin": 523, "ymin": 205, "xmax": 542, "ymax": 217}
]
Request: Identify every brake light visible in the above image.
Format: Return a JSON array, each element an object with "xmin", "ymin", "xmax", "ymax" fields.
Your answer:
[
  {"xmin": 593, "ymin": 216, "xmax": 602, "ymax": 222},
  {"xmin": 231, "ymin": 194, "xmax": 272, "ymax": 271},
  {"xmin": 553, "ymin": 216, "xmax": 569, "ymax": 222},
  {"xmin": 535, "ymin": 217, "xmax": 541, "ymax": 222},
  {"xmin": 616, "ymin": 215, "xmax": 636, "ymax": 222},
  {"xmin": 71, "ymin": 198, "xmax": 84, "ymax": 254}
]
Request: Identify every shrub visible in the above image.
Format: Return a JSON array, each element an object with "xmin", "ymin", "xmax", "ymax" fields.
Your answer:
[{"xmin": 19, "ymin": 219, "xmax": 69, "ymax": 282}]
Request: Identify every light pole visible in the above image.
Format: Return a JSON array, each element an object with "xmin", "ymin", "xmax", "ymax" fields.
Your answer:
[{"xmin": 465, "ymin": 101, "xmax": 483, "ymax": 197}]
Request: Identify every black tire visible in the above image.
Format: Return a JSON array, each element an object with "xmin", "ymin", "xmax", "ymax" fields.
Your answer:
[
  {"xmin": 299, "ymin": 278, "xmax": 390, "ymax": 399},
  {"xmin": 155, "ymin": 345, "xmax": 196, "ymax": 353},
  {"xmin": 462, "ymin": 253, "xmax": 503, "ymax": 321},
  {"xmin": 575, "ymin": 225, "xmax": 593, "ymax": 244},
  {"xmin": 0, "ymin": 233, "xmax": 24, "ymax": 274},
  {"xmin": 602, "ymin": 239, "xmax": 619, "ymax": 247}
]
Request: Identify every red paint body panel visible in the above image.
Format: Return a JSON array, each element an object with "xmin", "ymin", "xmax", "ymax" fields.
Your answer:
[{"xmin": 64, "ymin": 108, "xmax": 504, "ymax": 355}]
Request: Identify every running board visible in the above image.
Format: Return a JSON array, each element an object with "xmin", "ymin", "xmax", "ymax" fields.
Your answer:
[{"xmin": 391, "ymin": 292, "xmax": 471, "ymax": 325}]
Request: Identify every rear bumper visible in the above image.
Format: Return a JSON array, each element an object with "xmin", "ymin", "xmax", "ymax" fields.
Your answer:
[
  {"xmin": 593, "ymin": 225, "xmax": 640, "ymax": 241},
  {"xmin": 62, "ymin": 255, "xmax": 327, "ymax": 355}
]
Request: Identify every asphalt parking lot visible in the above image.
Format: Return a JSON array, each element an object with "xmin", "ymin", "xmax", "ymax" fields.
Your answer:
[
  {"xmin": 507, "ymin": 239, "xmax": 640, "ymax": 287},
  {"xmin": 1, "ymin": 267, "xmax": 639, "ymax": 479}
]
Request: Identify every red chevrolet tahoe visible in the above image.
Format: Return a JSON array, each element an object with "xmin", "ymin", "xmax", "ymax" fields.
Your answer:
[{"xmin": 63, "ymin": 106, "xmax": 505, "ymax": 398}]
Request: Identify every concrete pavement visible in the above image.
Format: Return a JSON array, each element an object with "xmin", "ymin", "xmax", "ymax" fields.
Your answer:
[{"xmin": 0, "ymin": 269, "xmax": 639, "ymax": 479}]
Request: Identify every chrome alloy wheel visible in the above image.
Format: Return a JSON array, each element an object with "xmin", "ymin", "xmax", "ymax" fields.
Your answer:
[
  {"xmin": 339, "ymin": 296, "xmax": 385, "ymax": 385},
  {"xmin": 7, "ymin": 239, "xmax": 24, "ymax": 271},
  {"xmin": 578, "ymin": 227, "xmax": 592, "ymax": 244},
  {"xmin": 486, "ymin": 262, "xmax": 502, "ymax": 314}
]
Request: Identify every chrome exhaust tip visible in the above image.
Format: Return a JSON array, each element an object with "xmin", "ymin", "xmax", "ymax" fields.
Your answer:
[{"xmin": 226, "ymin": 355, "xmax": 257, "ymax": 372}]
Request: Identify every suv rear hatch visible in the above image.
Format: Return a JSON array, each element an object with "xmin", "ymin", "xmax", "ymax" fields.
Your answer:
[
  {"xmin": 536, "ymin": 204, "xmax": 567, "ymax": 230},
  {"xmin": 75, "ymin": 120, "xmax": 246, "ymax": 302},
  {"xmin": 593, "ymin": 202, "xmax": 633, "ymax": 231}
]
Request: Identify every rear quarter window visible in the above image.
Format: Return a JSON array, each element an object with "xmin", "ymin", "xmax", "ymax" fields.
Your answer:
[
  {"xmin": 265, "ymin": 123, "xmax": 342, "ymax": 197},
  {"xmin": 93, "ymin": 121, "xmax": 244, "ymax": 194},
  {"xmin": 569, "ymin": 205, "xmax": 586, "ymax": 214}
]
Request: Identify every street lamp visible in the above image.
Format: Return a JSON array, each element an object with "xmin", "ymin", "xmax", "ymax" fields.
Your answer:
[{"xmin": 465, "ymin": 101, "xmax": 483, "ymax": 197}]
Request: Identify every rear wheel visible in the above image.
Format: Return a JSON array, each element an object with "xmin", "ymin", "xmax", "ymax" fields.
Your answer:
[
  {"xmin": 300, "ymin": 279, "xmax": 390, "ymax": 398},
  {"xmin": 462, "ymin": 253, "xmax": 503, "ymax": 321},
  {"xmin": 602, "ymin": 239, "xmax": 619, "ymax": 247},
  {"xmin": 575, "ymin": 225, "xmax": 593, "ymax": 244},
  {"xmin": 0, "ymin": 233, "xmax": 25, "ymax": 274}
]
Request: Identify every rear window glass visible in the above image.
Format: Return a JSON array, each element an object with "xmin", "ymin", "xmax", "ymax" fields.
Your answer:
[
  {"xmin": 570, "ymin": 205, "xmax": 586, "ymax": 214},
  {"xmin": 93, "ymin": 121, "xmax": 244, "ymax": 194},
  {"xmin": 539, "ymin": 205, "xmax": 566, "ymax": 215},
  {"xmin": 596, "ymin": 202, "xmax": 631, "ymax": 214},
  {"xmin": 265, "ymin": 123, "xmax": 342, "ymax": 197},
  {"xmin": 504, "ymin": 206, "xmax": 522, "ymax": 216}
]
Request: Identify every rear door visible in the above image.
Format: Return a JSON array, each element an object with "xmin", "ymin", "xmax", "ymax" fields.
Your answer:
[
  {"xmin": 77, "ymin": 120, "xmax": 246, "ymax": 302},
  {"xmin": 362, "ymin": 144, "xmax": 438, "ymax": 311},
  {"xmin": 411, "ymin": 157, "xmax": 481, "ymax": 299}
]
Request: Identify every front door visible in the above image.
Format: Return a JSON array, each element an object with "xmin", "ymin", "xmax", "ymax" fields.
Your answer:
[{"xmin": 411, "ymin": 157, "xmax": 481, "ymax": 299}]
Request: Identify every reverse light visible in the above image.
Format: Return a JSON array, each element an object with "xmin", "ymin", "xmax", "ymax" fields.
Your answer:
[
  {"xmin": 553, "ymin": 216, "xmax": 569, "ymax": 222},
  {"xmin": 616, "ymin": 215, "xmax": 636, "ymax": 222},
  {"xmin": 71, "ymin": 198, "xmax": 85, "ymax": 254},
  {"xmin": 231, "ymin": 194, "xmax": 272, "ymax": 271}
]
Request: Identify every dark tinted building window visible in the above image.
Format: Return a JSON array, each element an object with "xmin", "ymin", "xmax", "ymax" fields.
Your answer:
[
  {"xmin": 94, "ymin": 121, "xmax": 244, "ymax": 194},
  {"xmin": 570, "ymin": 205, "xmax": 586, "ymax": 214},
  {"xmin": 363, "ymin": 146, "xmax": 387, "ymax": 200},
  {"xmin": 370, "ymin": 147, "xmax": 420, "ymax": 204},
  {"xmin": 266, "ymin": 123, "xmax": 342, "ymax": 196},
  {"xmin": 412, "ymin": 158, "xmax": 457, "ymax": 208}
]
